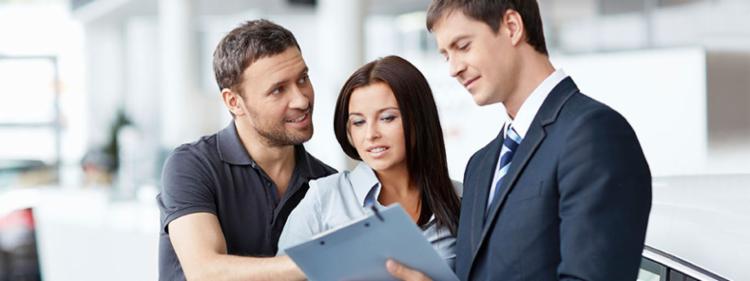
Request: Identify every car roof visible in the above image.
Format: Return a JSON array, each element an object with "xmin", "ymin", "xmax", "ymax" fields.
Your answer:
[{"xmin": 646, "ymin": 174, "xmax": 750, "ymax": 281}]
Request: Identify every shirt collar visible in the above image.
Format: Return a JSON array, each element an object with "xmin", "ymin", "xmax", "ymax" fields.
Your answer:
[
  {"xmin": 216, "ymin": 121, "xmax": 324, "ymax": 180},
  {"xmin": 217, "ymin": 121, "xmax": 255, "ymax": 166},
  {"xmin": 348, "ymin": 162, "xmax": 382, "ymax": 207},
  {"xmin": 293, "ymin": 145, "xmax": 332, "ymax": 181},
  {"xmin": 506, "ymin": 69, "xmax": 568, "ymax": 138},
  {"xmin": 348, "ymin": 162, "xmax": 439, "ymax": 222}
]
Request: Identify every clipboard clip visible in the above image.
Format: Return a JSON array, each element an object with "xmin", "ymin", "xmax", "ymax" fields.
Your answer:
[{"xmin": 370, "ymin": 205, "xmax": 385, "ymax": 222}]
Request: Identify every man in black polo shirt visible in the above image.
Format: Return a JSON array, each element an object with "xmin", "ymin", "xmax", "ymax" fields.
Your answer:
[{"xmin": 157, "ymin": 19, "xmax": 335, "ymax": 280}]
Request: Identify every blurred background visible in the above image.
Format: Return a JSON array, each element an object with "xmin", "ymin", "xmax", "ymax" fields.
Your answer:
[{"xmin": 0, "ymin": 0, "xmax": 748, "ymax": 280}]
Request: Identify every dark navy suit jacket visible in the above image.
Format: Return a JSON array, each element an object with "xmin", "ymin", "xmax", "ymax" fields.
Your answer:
[{"xmin": 455, "ymin": 77, "xmax": 652, "ymax": 281}]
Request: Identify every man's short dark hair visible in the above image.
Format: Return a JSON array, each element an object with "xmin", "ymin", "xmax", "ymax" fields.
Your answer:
[
  {"xmin": 213, "ymin": 19, "xmax": 300, "ymax": 94},
  {"xmin": 426, "ymin": 0, "xmax": 548, "ymax": 55}
]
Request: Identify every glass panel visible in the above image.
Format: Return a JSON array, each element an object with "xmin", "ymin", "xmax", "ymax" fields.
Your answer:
[
  {"xmin": 668, "ymin": 269, "xmax": 686, "ymax": 281},
  {"xmin": 639, "ymin": 257, "xmax": 668, "ymax": 281},
  {"xmin": 0, "ymin": 128, "xmax": 56, "ymax": 163},
  {"xmin": 669, "ymin": 269, "xmax": 701, "ymax": 281},
  {"xmin": 0, "ymin": 57, "xmax": 60, "ymax": 188},
  {"xmin": 0, "ymin": 59, "xmax": 56, "ymax": 123}
]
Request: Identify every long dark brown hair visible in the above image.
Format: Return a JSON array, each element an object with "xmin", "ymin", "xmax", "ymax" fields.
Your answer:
[{"xmin": 333, "ymin": 55, "xmax": 460, "ymax": 235}]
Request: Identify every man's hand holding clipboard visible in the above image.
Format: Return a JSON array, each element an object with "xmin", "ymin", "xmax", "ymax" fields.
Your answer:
[{"xmin": 387, "ymin": 259, "xmax": 434, "ymax": 281}]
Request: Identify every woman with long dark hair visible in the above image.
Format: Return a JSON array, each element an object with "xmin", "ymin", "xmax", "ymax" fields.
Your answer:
[{"xmin": 278, "ymin": 55, "xmax": 461, "ymax": 268}]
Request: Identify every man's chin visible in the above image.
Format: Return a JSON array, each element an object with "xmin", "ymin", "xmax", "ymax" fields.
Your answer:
[
  {"xmin": 472, "ymin": 92, "xmax": 503, "ymax": 107},
  {"xmin": 472, "ymin": 94, "xmax": 491, "ymax": 106},
  {"xmin": 256, "ymin": 126, "xmax": 313, "ymax": 146},
  {"xmin": 288, "ymin": 127, "xmax": 314, "ymax": 145}
]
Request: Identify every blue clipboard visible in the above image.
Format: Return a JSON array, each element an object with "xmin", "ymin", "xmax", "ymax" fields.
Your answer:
[{"xmin": 284, "ymin": 204, "xmax": 458, "ymax": 281}]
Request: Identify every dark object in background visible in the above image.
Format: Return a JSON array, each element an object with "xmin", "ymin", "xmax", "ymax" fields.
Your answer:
[
  {"xmin": 103, "ymin": 109, "xmax": 132, "ymax": 173},
  {"xmin": 79, "ymin": 109, "xmax": 131, "ymax": 187},
  {"xmin": 288, "ymin": 0, "xmax": 316, "ymax": 6},
  {"xmin": 0, "ymin": 208, "xmax": 42, "ymax": 281}
]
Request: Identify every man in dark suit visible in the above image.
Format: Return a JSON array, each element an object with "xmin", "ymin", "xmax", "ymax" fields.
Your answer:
[{"xmin": 387, "ymin": 1, "xmax": 652, "ymax": 280}]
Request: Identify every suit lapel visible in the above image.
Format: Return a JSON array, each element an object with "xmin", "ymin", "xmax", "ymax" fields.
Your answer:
[
  {"xmin": 467, "ymin": 129, "xmax": 504, "ymax": 255},
  {"xmin": 466, "ymin": 77, "xmax": 581, "ymax": 274},
  {"xmin": 466, "ymin": 120, "xmax": 547, "ymax": 269}
]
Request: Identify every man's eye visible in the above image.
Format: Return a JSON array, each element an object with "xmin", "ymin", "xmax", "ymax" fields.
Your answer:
[
  {"xmin": 297, "ymin": 75, "xmax": 308, "ymax": 84},
  {"xmin": 271, "ymin": 87, "xmax": 283, "ymax": 95}
]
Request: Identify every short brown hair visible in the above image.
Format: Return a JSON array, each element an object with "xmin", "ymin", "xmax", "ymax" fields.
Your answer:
[
  {"xmin": 333, "ymin": 56, "xmax": 461, "ymax": 235},
  {"xmin": 212, "ymin": 19, "xmax": 300, "ymax": 94},
  {"xmin": 426, "ymin": 0, "xmax": 548, "ymax": 55}
]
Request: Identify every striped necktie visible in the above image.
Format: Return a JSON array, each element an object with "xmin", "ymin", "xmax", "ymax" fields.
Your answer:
[{"xmin": 485, "ymin": 126, "xmax": 522, "ymax": 216}]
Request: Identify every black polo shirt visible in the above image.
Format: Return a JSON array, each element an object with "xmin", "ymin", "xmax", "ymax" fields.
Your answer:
[{"xmin": 156, "ymin": 122, "xmax": 335, "ymax": 281}]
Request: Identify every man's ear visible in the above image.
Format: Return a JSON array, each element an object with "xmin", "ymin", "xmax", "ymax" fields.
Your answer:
[
  {"xmin": 222, "ymin": 88, "xmax": 245, "ymax": 116},
  {"xmin": 502, "ymin": 9, "xmax": 525, "ymax": 47}
]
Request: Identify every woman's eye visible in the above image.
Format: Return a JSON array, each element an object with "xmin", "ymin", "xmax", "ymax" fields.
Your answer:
[
  {"xmin": 351, "ymin": 120, "xmax": 365, "ymax": 126},
  {"xmin": 381, "ymin": 115, "xmax": 396, "ymax": 122}
]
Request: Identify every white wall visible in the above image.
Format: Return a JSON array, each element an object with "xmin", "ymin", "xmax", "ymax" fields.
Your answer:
[
  {"xmin": 555, "ymin": 47, "xmax": 750, "ymax": 176},
  {"xmin": 408, "ymin": 47, "xmax": 748, "ymax": 179},
  {"xmin": 554, "ymin": 47, "xmax": 710, "ymax": 176}
]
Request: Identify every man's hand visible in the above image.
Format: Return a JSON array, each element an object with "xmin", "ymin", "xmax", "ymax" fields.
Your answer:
[{"xmin": 386, "ymin": 259, "xmax": 432, "ymax": 281}]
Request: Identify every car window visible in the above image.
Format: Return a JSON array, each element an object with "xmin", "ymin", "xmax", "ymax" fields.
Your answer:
[
  {"xmin": 668, "ymin": 269, "xmax": 699, "ymax": 281},
  {"xmin": 639, "ymin": 257, "xmax": 668, "ymax": 281}
]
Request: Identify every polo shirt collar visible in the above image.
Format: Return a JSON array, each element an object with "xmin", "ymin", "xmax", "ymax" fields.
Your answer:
[
  {"xmin": 292, "ymin": 145, "xmax": 316, "ymax": 181},
  {"xmin": 217, "ymin": 121, "xmax": 254, "ymax": 166},
  {"xmin": 216, "ymin": 121, "xmax": 327, "ymax": 181}
]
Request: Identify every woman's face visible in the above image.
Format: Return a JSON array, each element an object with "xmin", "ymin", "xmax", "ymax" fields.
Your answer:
[{"xmin": 347, "ymin": 82, "xmax": 407, "ymax": 173}]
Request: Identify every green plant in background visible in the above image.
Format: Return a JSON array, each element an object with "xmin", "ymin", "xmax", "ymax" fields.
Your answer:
[{"xmin": 104, "ymin": 108, "xmax": 131, "ymax": 172}]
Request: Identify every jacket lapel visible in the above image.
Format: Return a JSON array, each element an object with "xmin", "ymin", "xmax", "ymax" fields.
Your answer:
[
  {"xmin": 466, "ymin": 77, "xmax": 581, "ymax": 274},
  {"xmin": 467, "ymin": 128, "xmax": 505, "ymax": 255}
]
